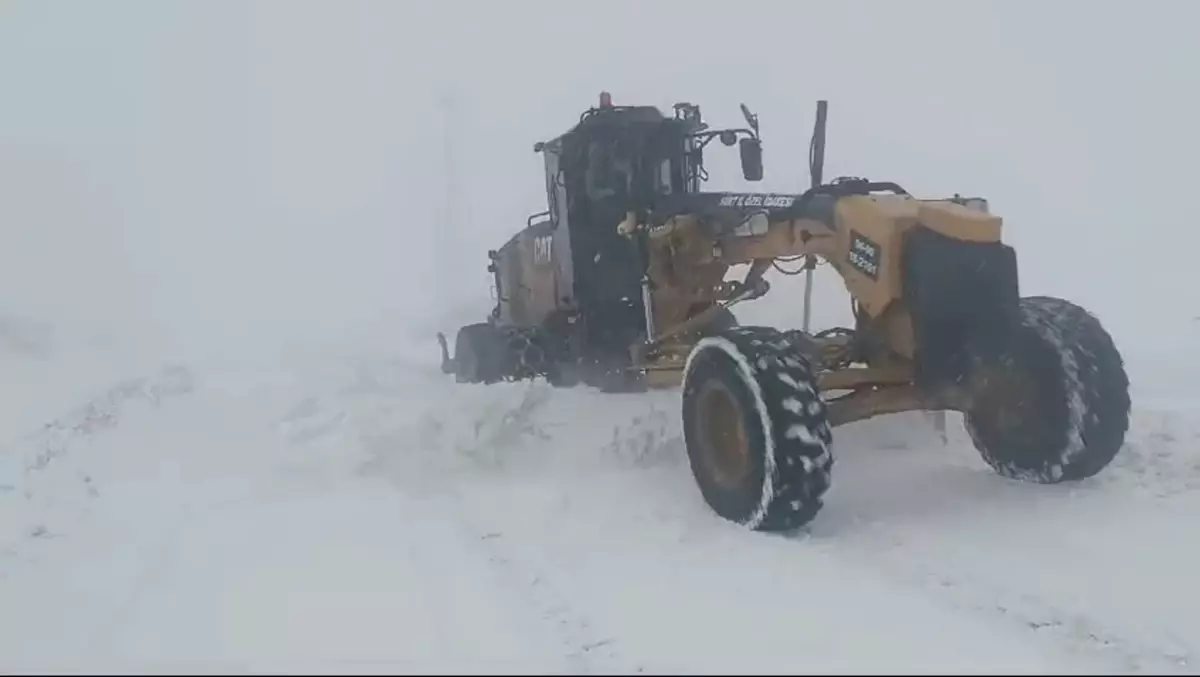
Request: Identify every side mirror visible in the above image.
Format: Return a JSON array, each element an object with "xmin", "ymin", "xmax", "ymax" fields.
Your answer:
[
  {"xmin": 739, "ymin": 103, "xmax": 760, "ymax": 136},
  {"xmin": 739, "ymin": 138, "xmax": 763, "ymax": 182}
]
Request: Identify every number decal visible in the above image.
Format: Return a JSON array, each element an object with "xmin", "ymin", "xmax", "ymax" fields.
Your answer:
[{"xmin": 847, "ymin": 230, "xmax": 881, "ymax": 280}]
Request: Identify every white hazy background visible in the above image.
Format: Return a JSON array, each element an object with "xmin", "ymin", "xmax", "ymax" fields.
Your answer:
[{"xmin": 1, "ymin": 1, "xmax": 1196, "ymax": 368}]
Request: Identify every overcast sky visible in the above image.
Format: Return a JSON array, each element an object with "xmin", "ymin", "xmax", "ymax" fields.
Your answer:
[{"xmin": 0, "ymin": 1, "xmax": 1195, "ymax": 360}]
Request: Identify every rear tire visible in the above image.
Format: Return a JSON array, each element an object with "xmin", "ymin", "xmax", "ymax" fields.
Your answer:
[
  {"xmin": 501, "ymin": 326, "xmax": 561, "ymax": 383},
  {"xmin": 964, "ymin": 296, "xmax": 1131, "ymax": 482},
  {"xmin": 681, "ymin": 326, "xmax": 833, "ymax": 532}
]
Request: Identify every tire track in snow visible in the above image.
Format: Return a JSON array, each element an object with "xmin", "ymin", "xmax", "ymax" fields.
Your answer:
[
  {"xmin": 82, "ymin": 507, "xmax": 198, "ymax": 661},
  {"xmin": 447, "ymin": 392, "xmax": 1199, "ymax": 674},
  {"xmin": 284, "ymin": 358, "xmax": 1200, "ymax": 674},
  {"xmin": 334, "ymin": 381, "xmax": 644, "ymax": 674},
  {"xmin": 445, "ymin": 500, "xmax": 640, "ymax": 676},
  {"xmin": 816, "ymin": 535, "xmax": 1195, "ymax": 674},
  {"xmin": 809, "ymin": 413, "xmax": 1200, "ymax": 674}
]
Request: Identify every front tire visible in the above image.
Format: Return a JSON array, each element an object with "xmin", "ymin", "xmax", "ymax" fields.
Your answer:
[
  {"xmin": 964, "ymin": 296, "xmax": 1131, "ymax": 482},
  {"xmin": 701, "ymin": 306, "xmax": 738, "ymax": 335},
  {"xmin": 681, "ymin": 327, "xmax": 833, "ymax": 532}
]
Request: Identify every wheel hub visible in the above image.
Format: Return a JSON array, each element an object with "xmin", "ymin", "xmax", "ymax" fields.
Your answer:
[{"xmin": 693, "ymin": 379, "xmax": 753, "ymax": 489}]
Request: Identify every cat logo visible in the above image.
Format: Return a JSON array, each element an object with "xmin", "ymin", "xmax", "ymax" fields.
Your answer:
[{"xmin": 533, "ymin": 234, "xmax": 553, "ymax": 265}]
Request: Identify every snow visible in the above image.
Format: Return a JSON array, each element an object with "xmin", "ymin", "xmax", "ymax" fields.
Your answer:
[
  {"xmin": 0, "ymin": 336, "xmax": 1196, "ymax": 674},
  {"xmin": 3, "ymin": 2, "xmax": 1199, "ymax": 673}
]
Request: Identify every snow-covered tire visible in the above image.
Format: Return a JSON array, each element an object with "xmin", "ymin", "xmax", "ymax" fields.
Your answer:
[
  {"xmin": 499, "ymin": 326, "xmax": 558, "ymax": 382},
  {"xmin": 701, "ymin": 306, "xmax": 738, "ymax": 335},
  {"xmin": 964, "ymin": 295, "xmax": 1130, "ymax": 483},
  {"xmin": 681, "ymin": 326, "xmax": 833, "ymax": 532}
]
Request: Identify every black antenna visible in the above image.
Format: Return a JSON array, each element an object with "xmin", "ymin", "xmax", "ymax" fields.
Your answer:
[
  {"xmin": 810, "ymin": 100, "xmax": 828, "ymax": 189},
  {"xmin": 802, "ymin": 100, "xmax": 828, "ymax": 333}
]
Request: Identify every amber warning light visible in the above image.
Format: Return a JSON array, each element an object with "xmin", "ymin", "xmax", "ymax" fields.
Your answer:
[{"xmin": 599, "ymin": 91, "xmax": 612, "ymax": 108}]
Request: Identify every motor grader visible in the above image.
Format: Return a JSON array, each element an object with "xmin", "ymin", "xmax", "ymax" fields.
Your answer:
[{"xmin": 436, "ymin": 92, "xmax": 1131, "ymax": 532}]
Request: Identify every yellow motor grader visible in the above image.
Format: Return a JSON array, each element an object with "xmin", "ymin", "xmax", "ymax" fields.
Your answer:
[{"xmin": 437, "ymin": 93, "xmax": 1131, "ymax": 532}]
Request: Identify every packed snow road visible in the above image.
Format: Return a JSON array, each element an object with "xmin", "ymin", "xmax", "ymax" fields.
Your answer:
[{"xmin": 0, "ymin": 345, "xmax": 1196, "ymax": 674}]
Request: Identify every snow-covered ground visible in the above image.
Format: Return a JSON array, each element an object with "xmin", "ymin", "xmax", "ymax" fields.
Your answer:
[
  {"xmin": 3, "ymin": 2, "xmax": 1196, "ymax": 673},
  {"xmin": 0, "ymin": 326, "xmax": 1196, "ymax": 675}
]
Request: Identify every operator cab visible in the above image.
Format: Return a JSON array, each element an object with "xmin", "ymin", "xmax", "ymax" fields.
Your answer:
[{"xmin": 529, "ymin": 92, "xmax": 763, "ymax": 363}]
